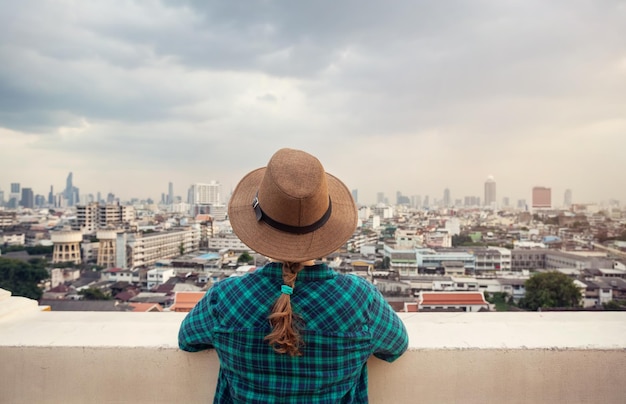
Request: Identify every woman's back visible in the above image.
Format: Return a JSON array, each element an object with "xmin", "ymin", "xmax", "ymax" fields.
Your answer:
[{"xmin": 179, "ymin": 262, "xmax": 408, "ymax": 403}]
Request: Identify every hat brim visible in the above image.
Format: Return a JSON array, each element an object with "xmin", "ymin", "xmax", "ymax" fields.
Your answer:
[{"xmin": 228, "ymin": 167, "xmax": 358, "ymax": 262}]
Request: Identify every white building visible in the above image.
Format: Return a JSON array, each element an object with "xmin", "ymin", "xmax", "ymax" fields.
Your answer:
[
  {"xmin": 424, "ymin": 229, "xmax": 452, "ymax": 248},
  {"xmin": 126, "ymin": 228, "xmax": 201, "ymax": 269},
  {"xmin": 147, "ymin": 267, "xmax": 175, "ymax": 289},
  {"xmin": 208, "ymin": 235, "xmax": 250, "ymax": 252},
  {"xmin": 474, "ymin": 247, "xmax": 512, "ymax": 272},
  {"xmin": 74, "ymin": 203, "xmax": 136, "ymax": 233},
  {"xmin": 189, "ymin": 182, "xmax": 221, "ymax": 205},
  {"xmin": 0, "ymin": 232, "xmax": 25, "ymax": 246}
]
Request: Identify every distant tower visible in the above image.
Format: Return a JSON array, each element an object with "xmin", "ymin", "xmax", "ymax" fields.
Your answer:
[
  {"xmin": 376, "ymin": 192, "xmax": 385, "ymax": 204},
  {"xmin": 484, "ymin": 176, "xmax": 496, "ymax": 208},
  {"xmin": 443, "ymin": 188, "xmax": 451, "ymax": 207},
  {"xmin": 351, "ymin": 189, "xmax": 358, "ymax": 204},
  {"xmin": 65, "ymin": 172, "xmax": 74, "ymax": 206},
  {"xmin": 532, "ymin": 186, "xmax": 552, "ymax": 209},
  {"xmin": 168, "ymin": 182, "xmax": 174, "ymax": 205},
  {"xmin": 564, "ymin": 189, "xmax": 572, "ymax": 207},
  {"xmin": 48, "ymin": 185, "xmax": 54, "ymax": 205},
  {"xmin": 21, "ymin": 188, "xmax": 34, "ymax": 209}
]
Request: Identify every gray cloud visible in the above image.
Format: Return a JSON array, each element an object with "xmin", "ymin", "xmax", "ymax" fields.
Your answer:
[{"xmin": 1, "ymin": 0, "xmax": 625, "ymax": 204}]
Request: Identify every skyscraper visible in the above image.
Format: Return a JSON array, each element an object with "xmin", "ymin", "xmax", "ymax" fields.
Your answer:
[
  {"xmin": 9, "ymin": 183, "xmax": 21, "ymax": 208},
  {"xmin": 168, "ymin": 182, "xmax": 174, "ymax": 205},
  {"xmin": 21, "ymin": 188, "xmax": 34, "ymax": 209},
  {"xmin": 351, "ymin": 189, "xmax": 358, "ymax": 204},
  {"xmin": 443, "ymin": 188, "xmax": 451, "ymax": 207},
  {"xmin": 65, "ymin": 172, "xmax": 79, "ymax": 206},
  {"xmin": 564, "ymin": 189, "xmax": 572, "ymax": 207},
  {"xmin": 532, "ymin": 186, "xmax": 552, "ymax": 209},
  {"xmin": 48, "ymin": 185, "xmax": 54, "ymax": 205},
  {"xmin": 376, "ymin": 192, "xmax": 385, "ymax": 204},
  {"xmin": 484, "ymin": 176, "xmax": 496, "ymax": 208},
  {"xmin": 188, "ymin": 181, "xmax": 221, "ymax": 205}
]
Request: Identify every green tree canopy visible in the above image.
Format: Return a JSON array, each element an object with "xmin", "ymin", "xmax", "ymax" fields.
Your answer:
[
  {"xmin": 519, "ymin": 271, "xmax": 582, "ymax": 311},
  {"xmin": 0, "ymin": 257, "xmax": 49, "ymax": 300},
  {"xmin": 237, "ymin": 252, "xmax": 253, "ymax": 264},
  {"xmin": 79, "ymin": 287, "xmax": 111, "ymax": 300}
]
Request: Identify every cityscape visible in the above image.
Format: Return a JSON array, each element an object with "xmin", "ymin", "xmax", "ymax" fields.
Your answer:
[
  {"xmin": 1, "ymin": 1, "xmax": 625, "ymax": 402},
  {"xmin": 1, "ymin": 168, "xmax": 625, "ymax": 313}
]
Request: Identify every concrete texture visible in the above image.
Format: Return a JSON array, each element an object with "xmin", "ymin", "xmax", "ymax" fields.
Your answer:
[{"xmin": 1, "ymin": 295, "xmax": 625, "ymax": 403}]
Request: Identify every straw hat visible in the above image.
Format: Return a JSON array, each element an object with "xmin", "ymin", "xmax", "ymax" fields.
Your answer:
[{"xmin": 228, "ymin": 148, "xmax": 358, "ymax": 262}]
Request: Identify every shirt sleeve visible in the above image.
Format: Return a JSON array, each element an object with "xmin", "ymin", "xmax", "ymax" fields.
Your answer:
[
  {"xmin": 368, "ymin": 284, "xmax": 409, "ymax": 362},
  {"xmin": 178, "ymin": 287, "xmax": 216, "ymax": 352}
]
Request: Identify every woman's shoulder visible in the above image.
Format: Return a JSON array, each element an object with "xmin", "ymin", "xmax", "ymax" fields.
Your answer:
[{"xmin": 333, "ymin": 272, "xmax": 378, "ymax": 294}]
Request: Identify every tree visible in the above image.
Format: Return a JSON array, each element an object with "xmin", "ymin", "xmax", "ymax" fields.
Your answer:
[
  {"xmin": 79, "ymin": 287, "xmax": 111, "ymax": 300},
  {"xmin": 519, "ymin": 271, "xmax": 582, "ymax": 311},
  {"xmin": 0, "ymin": 257, "xmax": 49, "ymax": 300},
  {"xmin": 602, "ymin": 300, "xmax": 625, "ymax": 311},
  {"xmin": 237, "ymin": 252, "xmax": 253, "ymax": 264}
]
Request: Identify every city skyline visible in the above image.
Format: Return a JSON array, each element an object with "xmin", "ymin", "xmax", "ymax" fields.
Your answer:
[
  {"xmin": 0, "ymin": 173, "xmax": 616, "ymax": 209},
  {"xmin": 1, "ymin": 1, "xmax": 625, "ymax": 204}
]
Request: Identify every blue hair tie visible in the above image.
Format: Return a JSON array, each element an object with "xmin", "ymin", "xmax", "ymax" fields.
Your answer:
[{"xmin": 281, "ymin": 285, "xmax": 293, "ymax": 295}]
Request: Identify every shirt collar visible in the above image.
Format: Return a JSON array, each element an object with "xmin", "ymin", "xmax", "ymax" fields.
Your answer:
[{"xmin": 258, "ymin": 262, "xmax": 337, "ymax": 282}]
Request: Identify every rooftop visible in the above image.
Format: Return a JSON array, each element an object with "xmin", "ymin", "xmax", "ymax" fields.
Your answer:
[{"xmin": 1, "ymin": 289, "xmax": 625, "ymax": 403}]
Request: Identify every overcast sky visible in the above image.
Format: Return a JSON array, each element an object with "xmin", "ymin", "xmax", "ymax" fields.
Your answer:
[{"xmin": 1, "ymin": 0, "xmax": 625, "ymax": 206}]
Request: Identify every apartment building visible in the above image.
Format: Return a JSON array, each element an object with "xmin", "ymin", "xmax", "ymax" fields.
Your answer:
[
  {"xmin": 75, "ymin": 203, "xmax": 136, "ymax": 233},
  {"xmin": 511, "ymin": 249, "xmax": 614, "ymax": 271},
  {"xmin": 126, "ymin": 227, "xmax": 201, "ymax": 269},
  {"xmin": 384, "ymin": 245, "xmax": 476, "ymax": 276},
  {"xmin": 208, "ymin": 235, "xmax": 250, "ymax": 252}
]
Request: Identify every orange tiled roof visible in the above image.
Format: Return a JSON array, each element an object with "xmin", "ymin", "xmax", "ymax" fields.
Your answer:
[
  {"xmin": 420, "ymin": 292, "xmax": 487, "ymax": 306},
  {"xmin": 170, "ymin": 291, "xmax": 206, "ymax": 312},
  {"xmin": 129, "ymin": 303, "xmax": 163, "ymax": 312}
]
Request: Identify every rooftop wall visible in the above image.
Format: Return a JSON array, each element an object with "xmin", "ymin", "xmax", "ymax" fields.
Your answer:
[{"xmin": 1, "ymin": 293, "xmax": 625, "ymax": 403}]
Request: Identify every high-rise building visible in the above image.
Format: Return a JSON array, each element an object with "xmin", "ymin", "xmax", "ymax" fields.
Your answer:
[
  {"xmin": 376, "ymin": 192, "xmax": 385, "ymax": 204},
  {"xmin": 35, "ymin": 194, "xmax": 46, "ymax": 207},
  {"xmin": 21, "ymin": 188, "xmax": 34, "ymax": 209},
  {"xmin": 532, "ymin": 186, "xmax": 552, "ymax": 209},
  {"xmin": 168, "ymin": 182, "xmax": 174, "ymax": 205},
  {"xmin": 9, "ymin": 183, "xmax": 21, "ymax": 208},
  {"xmin": 484, "ymin": 176, "xmax": 496, "ymax": 208},
  {"xmin": 423, "ymin": 195, "xmax": 430, "ymax": 208},
  {"xmin": 351, "ymin": 189, "xmax": 358, "ymax": 204},
  {"xmin": 411, "ymin": 195, "xmax": 421, "ymax": 209},
  {"xmin": 64, "ymin": 172, "xmax": 80, "ymax": 206},
  {"xmin": 65, "ymin": 172, "xmax": 74, "ymax": 205},
  {"xmin": 188, "ymin": 181, "xmax": 221, "ymax": 205},
  {"xmin": 48, "ymin": 186, "xmax": 54, "ymax": 205},
  {"xmin": 0, "ymin": 189, "xmax": 4, "ymax": 206},
  {"xmin": 443, "ymin": 188, "xmax": 451, "ymax": 207},
  {"xmin": 564, "ymin": 189, "xmax": 572, "ymax": 207}
]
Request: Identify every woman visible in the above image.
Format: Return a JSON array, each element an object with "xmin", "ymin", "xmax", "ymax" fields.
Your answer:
[{"xmin": 179, "ymin": 148, "xmax": 408, "ymax": 403}]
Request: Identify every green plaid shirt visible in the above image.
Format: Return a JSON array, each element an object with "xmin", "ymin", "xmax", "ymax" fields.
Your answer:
[{"xmin": 178, "ymin": 262, "xmax": 408, "ymax": 403}]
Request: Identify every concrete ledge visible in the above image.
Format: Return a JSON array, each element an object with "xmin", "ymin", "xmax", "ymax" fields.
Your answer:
[{"xmin": 1, "ymin": 311, "xmax": 625, "ymax": 403}]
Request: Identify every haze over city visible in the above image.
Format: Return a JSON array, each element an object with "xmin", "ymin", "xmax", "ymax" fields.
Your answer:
[{"xmin": 1, "ymin": 1, "xmax": 625, "ymax": 205}]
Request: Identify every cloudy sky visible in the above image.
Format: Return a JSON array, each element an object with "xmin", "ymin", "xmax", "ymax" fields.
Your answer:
[{"xmin": 1, "ymin": 0, "xmax": 625, "ymax": 206}]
